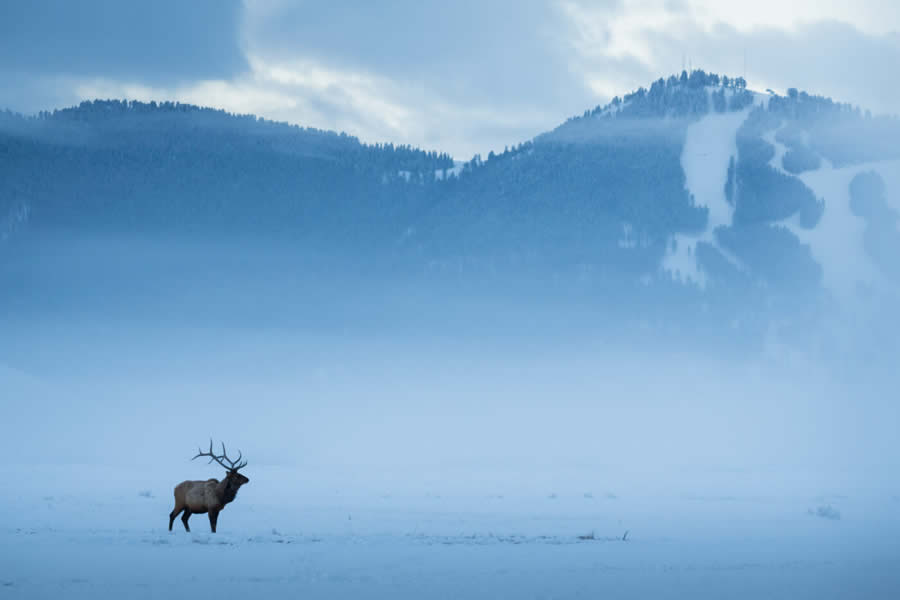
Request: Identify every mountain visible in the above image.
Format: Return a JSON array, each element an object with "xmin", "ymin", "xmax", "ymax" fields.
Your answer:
[
  {"xmin": 0, "ymin": 101, "xmax": 452, "ymax": 241},
  {"xmin": 2, "ymin": 71, "xmax": 899, "ymax": 361}
]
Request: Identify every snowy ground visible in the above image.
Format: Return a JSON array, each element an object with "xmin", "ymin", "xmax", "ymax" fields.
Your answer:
[
  {"xmin": 2, "ymin": 462, "xmax": 899, "ymax": 598},
  {"xmin": 3, "ymin": 329, "xmax": 899, "ymax": 598}
]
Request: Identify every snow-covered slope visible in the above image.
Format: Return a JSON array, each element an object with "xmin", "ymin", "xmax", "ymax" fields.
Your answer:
[
  {"xmin": 663, "ymin": 106, "xmax": 753, "ymax": 287},
  {"xmin": 663, "ymin": 88, "xmax": 897, "ymax": 312},
  {"xmin": 783, "ymin": 160, "xmax": 900, "ymax": 304}
]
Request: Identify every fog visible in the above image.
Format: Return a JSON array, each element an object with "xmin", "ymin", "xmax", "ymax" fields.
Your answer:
[
  {"xmin": 4, "ymin": 88, "xmax": 900, "ymax": 596},
  {"xmin": 2, "ymin": 234, "xmax": 897, "ymax": 501}
]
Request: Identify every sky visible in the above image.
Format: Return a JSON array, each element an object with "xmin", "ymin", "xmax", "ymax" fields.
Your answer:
[{"xmin": 1, "ymin": 0, "xmax": 899, "ymax": 159}]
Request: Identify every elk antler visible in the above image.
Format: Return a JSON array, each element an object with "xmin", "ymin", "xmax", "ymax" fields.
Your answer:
[{"xmin": 193, "ymin": 439, "xmax": 248, "ymax": 471}]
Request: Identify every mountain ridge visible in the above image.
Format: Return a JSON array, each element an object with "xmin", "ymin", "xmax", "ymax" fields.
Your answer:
[{"xmin": 2, "ymin": 71, "xmax": 899, "ymax": 360}]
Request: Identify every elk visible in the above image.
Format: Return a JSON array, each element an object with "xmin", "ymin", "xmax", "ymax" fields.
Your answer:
[{"xmin": 169, "ymin": 441, "xmax": 250, "ymax": 533}]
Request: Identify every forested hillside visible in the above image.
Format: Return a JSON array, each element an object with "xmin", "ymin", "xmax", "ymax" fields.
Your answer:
[
  {"xmin": 2, "ymin": 71, "xmax": 899, "ymax": 356},
  {"xmin": 0, "ymin": 101, "xmax": 452, "ymax": 242}
]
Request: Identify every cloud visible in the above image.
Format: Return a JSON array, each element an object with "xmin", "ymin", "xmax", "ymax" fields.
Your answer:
[
  {"xmin": 568, "ymin": 13, "xmax": 900, "ymax": 117},
  {"xmin": 0, "ymin": 0, "xmax": 246, "ymax": 82},
  {"xmin": 232, "ymin": 0, "xmax": 626, "ymax": 156},
  {"xmin": 1, "ymin": 0, "xmax": 898, "ymax": 157},
  {"xmin": 683, "ymin": 0, "xmax": 900, "ymax": 35},
  {"xmin": 244, "ymin": 0, "xmax": 607, "ymax": 109},
  {"xmin": 67, "ymin": 55, "xmax": 560, "ymax": 159}
]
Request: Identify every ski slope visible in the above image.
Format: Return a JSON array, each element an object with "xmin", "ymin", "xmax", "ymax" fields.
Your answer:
[
  {"xmin": 664, "ymin": 91, "xmax": 898, "ymax": 307},
  {"xmin": 779, "ymin": 159, "xmax": 900, "ymax": 305},
  {"xmin": 663, "ymin": 106, "xmax": 752, "ymax": 286}
]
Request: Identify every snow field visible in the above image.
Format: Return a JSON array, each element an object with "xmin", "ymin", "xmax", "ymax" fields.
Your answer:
[{"xmin": 2, "ymin": 465, "xmax": 898, "ymax": 599}]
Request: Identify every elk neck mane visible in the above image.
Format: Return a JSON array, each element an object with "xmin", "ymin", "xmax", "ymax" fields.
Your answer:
[{"xmin": 220, "ymin": 474, "xmax": 242, "ymax": 504}]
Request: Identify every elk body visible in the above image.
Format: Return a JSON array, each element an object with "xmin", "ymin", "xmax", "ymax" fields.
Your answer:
[{"xmin": 169, "ymin": 441, "xmax": 249, "ymax": 533}]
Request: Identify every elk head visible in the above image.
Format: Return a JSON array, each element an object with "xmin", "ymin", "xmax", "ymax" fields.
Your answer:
[{"xmin": 193, "ymin": 440, "xmax": 250, "ymax": 495}]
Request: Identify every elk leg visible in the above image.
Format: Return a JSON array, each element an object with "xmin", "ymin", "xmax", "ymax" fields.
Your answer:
[
  {"xmin": 181, "ymin": 509, "xmax": 192, "ymax": 532},
  {"xmin": 209, "ymin": 509, "xmax": 219, "ymax": 533},
  {"xmin": 169, "ymin": 505, "xmax": 184, "ymax": 531}
]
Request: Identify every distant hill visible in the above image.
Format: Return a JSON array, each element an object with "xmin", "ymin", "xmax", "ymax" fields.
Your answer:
[
  {"xmin": 0, "ymin": 100, "xmax": 452, "ymax": 242},
  {"xmin": 2, "ymin": 71, "xmax": 899, "ymax": 358}
]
